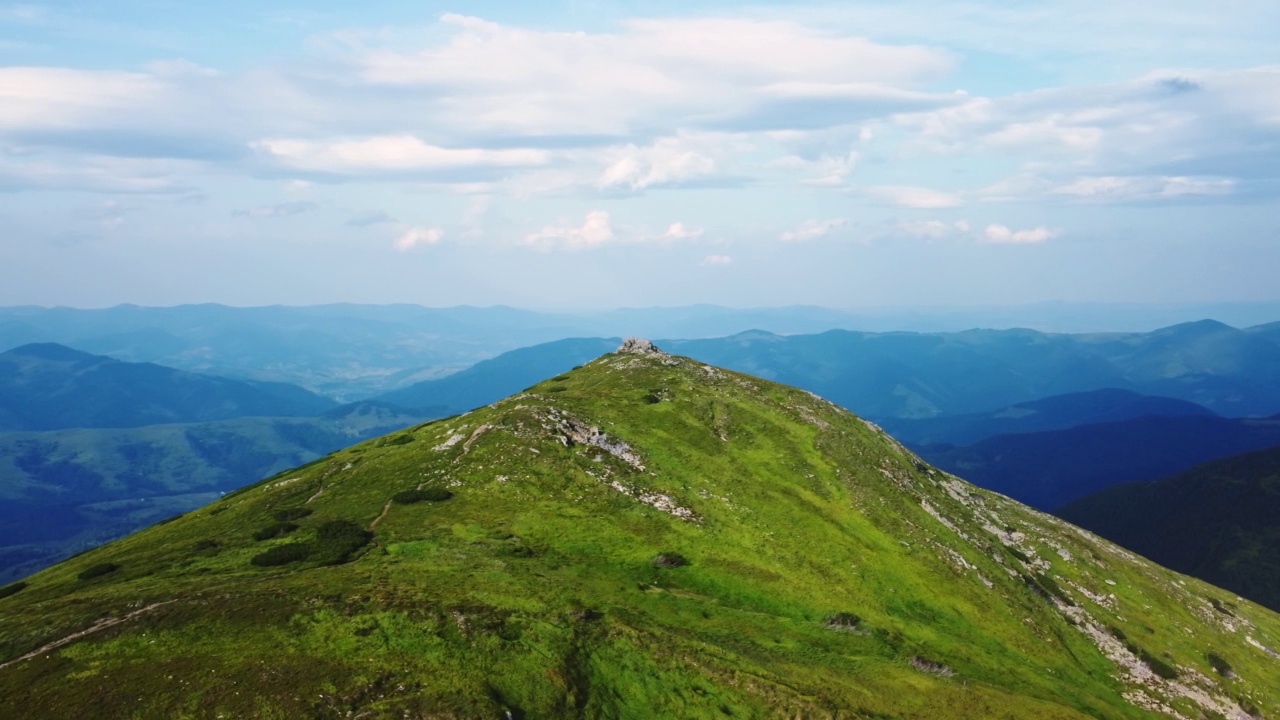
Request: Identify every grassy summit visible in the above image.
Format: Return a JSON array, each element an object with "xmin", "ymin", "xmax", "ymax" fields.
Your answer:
[{"xmin": 1, "ymin": 341, "xmax": 1278, "ymax": 718}]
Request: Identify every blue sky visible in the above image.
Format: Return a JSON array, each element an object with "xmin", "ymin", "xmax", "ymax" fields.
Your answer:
[{"xmin": 1, "ymin": 1, "xmax": 1277, "ymax": 309}]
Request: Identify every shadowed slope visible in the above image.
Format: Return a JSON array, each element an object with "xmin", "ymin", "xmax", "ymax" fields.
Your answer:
[{"xmin": 1059, "ymin": 444, "xmax": 1280, "ymax": 612}]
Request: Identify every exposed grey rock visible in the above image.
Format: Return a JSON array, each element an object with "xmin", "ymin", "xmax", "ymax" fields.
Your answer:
[{"xmin": 617, "ymin": 337, "xmax": 664, "ymax": 355}]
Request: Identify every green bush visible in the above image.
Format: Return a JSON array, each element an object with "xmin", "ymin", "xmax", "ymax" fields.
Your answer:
[
  {"xmin": 311, "ymin": 520, "xmax": 374, "ymax": 565},
  {"xmin": 1138, "ymin": 649, "xmax": 1178, "ymax": 680},
  {"xmin": 78, "ymin": 563, "xmax": 120, "ymax": 581},
  {"xmin": 1022, "ymin": 572, "xmax": 1073, "ymax": 605},
  {"xmin": 825, "ymin": 612, "xmax": 862, "ymax": 631},
  {"xmin": 384, "ymin": 434, "xmax": 415, "ymax": 446},
  {"xmin": 273, "ymin": 507, "xmax": 313, "ymax": 522},
  {"xmin": 0, "ymin": 581, "xmax": 27, "ymax": 599},
  {"xmin": 392, "ymin": 488, "xmax": 452, "ymax": 504},
  {"xmin": 253, "ymin": 522, "xmax": 299, "ymax": 541},
  {"xmin": 192, "ymin": 539, "xmax": 220, "ymax": 554},
  {"xmin": 251, "ymin": 544, "xmax": 311, "ymax": 567},
  {"xmin": 501, "ymin": 543, "xmax": 535, "ymax": 558},
  {"xmin": 1207, "ymin": 652, "xmax": 1234, "ymax": 677},
  {"xmin": 653, "ymin": 552, "xmax": 690, "ymax": 568},
  {"xmin": 552, "ymin": 375, "xmax": 571, "ymax": 382}
]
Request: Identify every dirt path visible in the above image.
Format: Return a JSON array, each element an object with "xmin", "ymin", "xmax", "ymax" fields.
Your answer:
[
  {"xmin": 0, "ymin": 601, "xmax": 172, "ymax": 671},
  {"xmin": 305, "ymin": 483, "xmax": 325, "ymax": 504},
  {"xmin": 369, "ymin": 500, "xmax": 393, "ymax": 530}
]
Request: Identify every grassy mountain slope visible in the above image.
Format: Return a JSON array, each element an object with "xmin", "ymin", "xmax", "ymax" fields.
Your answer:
[
  {"xmin": 1058, "ymin": 444, "xmax": 1280, "ymax": 612},
  {"xmin": 0, "ymin": 343, "xmax": 336, "ymax": 431},
  {"xmin": 0, "ymin": 345, "xmax": 1276, "ymax": 718},
  {"xmin": 920, "ymin": 415, "xmax": 1280, "ymax": 510},
  {"xmin": 0, "ymin": 402, "xmax": 423, "ymax": 583},
  {"xmin": 881, "ymin": 389, "xmax": 1216, "ymax": 446}
]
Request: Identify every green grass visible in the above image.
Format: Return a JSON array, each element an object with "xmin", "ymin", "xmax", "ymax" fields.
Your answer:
[{"xmin": 2, "ymin": 349, "xmax": 1279, "ymax": 718}]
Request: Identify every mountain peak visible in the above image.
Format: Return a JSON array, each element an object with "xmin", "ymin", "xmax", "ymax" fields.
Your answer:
[
  {"xmin": 3, "ymin": 342, "xmax": 98, "ymax": 362},
  {"xmin": 615, "ymin": 336, "xmax": 664, "ymax": 355}
]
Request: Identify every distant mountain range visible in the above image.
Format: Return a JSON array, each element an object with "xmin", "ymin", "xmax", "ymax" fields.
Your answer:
[
  {"xmin": 6, "ymin": 303, "xmax": 1280, "ymax": 401},
  {"xmin": 0, "ymin": 343, "xmax": 334, "ymax": 430},
  {"xmin": 918, "ymin": 414, "xmax": 1280, "ymax": 510},
  {"xmin": 372, "ymin": 320, "xmax": 1280, "ymax": 420},
  {"xmin": 1058, "ymin": 444, "xmax": 1280, "ymax": 612},
  {"xmin": 0, "ymin": 304, "xmax": 902, "ymax": 400},
  {"xmin": 376, "ymin": 337, "xmax": 619, "ymax": 412},
  {"xmin": 879, "ymin": 388, "xmax": 1216, "ymax": 446},
  {"xmin": 666, "ymin": 320, "xmax": 1280, "ymax": 419}
]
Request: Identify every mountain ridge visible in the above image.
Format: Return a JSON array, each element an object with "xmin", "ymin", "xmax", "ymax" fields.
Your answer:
[{"xmin": 0, "ymin": 342, "xmax": 336, "ymax": 431}]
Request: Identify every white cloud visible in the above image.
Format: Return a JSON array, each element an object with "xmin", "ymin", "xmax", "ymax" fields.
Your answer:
[
  {"xmin": 661, "ymin": 222, "xmax": 704, "ymax": 241},
  {"xmin": 252, "ymin": 135, "xmax": 551, "ymax": 174},
  {"xmin": 863, "ymin": 185, "xmax": 963, "ymax": 208},
  {"xmin": 0, "ymin": 67, "xmax": 162, "ymax": 130},
  {"xmin": 898, "ymin": 220, "xmax": 970, "ymax": 238},
  {"xmin": 522, "ymin": 211, "xmax": 613, "ymax": 251},
  {"xmin": 598, "ymin": 136, "xmax": 719, "ymax": 190},
  {"xmin": 393, "ymin": 226, "xmax": 443, "ymax": 251},
  {"xmin": 0, "ymin": 154, "xmax": 191, "ymax": 194},
  {"xmin": 982, "ymin": 224, "xmax": 1058, "ymax": 245},
  {"xmin": 776, "ymin": 149, "xmax": 859, "ymax": 187},
  {"xmin": 780, "ymin": 218, "xmax": 846, "ymax": 242},
  {"xmin": 898, "ymin": 67, "xmax": 1280, "ymax": 196},
  {"xmin": 701, "ymin": 254, "xmax": 732, "ymax": 266},
  {"xmin": 1053, "ymin": 175, "xmax": 1235, "ymax": 200},
  {"xmin": 355, "ymin": 15, "xmax": 955, "ymax": 136}
]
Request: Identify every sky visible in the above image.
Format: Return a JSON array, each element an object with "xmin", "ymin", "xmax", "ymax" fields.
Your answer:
[{"xmin": 0, "ymin": 1, "xmax": 1277, "ymax": 309}]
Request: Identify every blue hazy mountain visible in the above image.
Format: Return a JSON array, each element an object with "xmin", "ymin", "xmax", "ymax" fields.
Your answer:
[
  {"xmin": 919, "ymin": 415, "xmax": 1280, "ymax": 510},
  {"xmin": 376, "ymin": 337, "xmax": 620, "ymax": 413},
  {"xmin": 377, "ymin": 321, "xmax": 1280, "ymax": 420},
  {"xmin": 7, "ymin": 303, "xmax": 1280, "ymax": 402},
  {"xmin": 0, "ymin": 305, "xmax": 876, "ymax": 400},
  {"xmin": 0, "ymin": 343, "xmax": 335, "ymax": 431},
  {"xmin": 1057, "ymin": 443, "xmax": 1280, "ymax": 612},
  {"xmin": 665, "ymin": 321, "xmax": 1280, "ymax": 419},
  {"xmin": 880, "ymin": 389, "xmax": 1217, "ymax": 446}
]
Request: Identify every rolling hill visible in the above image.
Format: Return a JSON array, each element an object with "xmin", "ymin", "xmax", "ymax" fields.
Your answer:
[
  {"xmin": 1058, "ymin": 444, "xmax": 1280, "ymax": 613},
  {"xmin": 0, "ymin": 343, "xmax": 335, "ymax": 431},
  {"xmin": 0, "ymin": 401, "xmax": 424, "ymax": 583},
  {"xmin": 0, "ymin": 341, "xmax": 1275, "ymax": 718}
]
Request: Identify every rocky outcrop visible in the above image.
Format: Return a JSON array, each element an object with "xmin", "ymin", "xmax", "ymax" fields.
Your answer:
[{"xmin": 616, "ymin": 338, "xmax": 664, "ymax": 355}]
